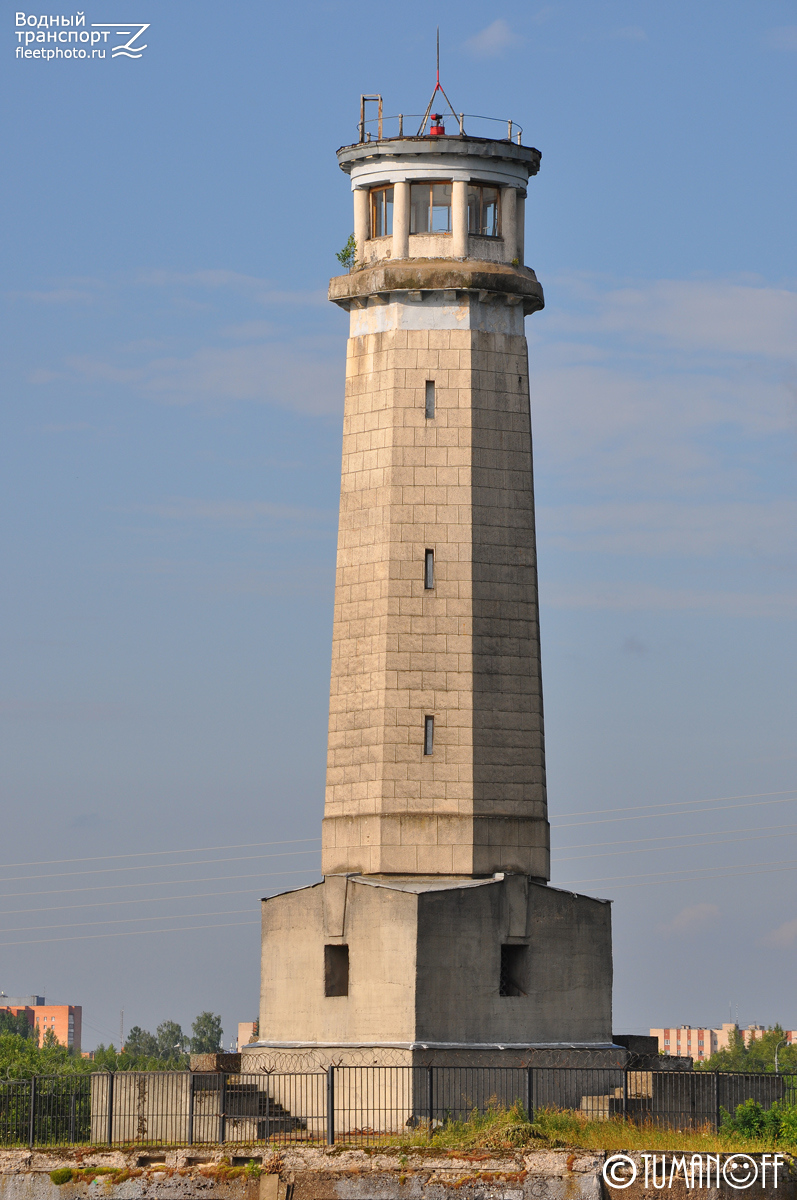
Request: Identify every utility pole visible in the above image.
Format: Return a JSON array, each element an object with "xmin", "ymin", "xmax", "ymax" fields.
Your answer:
[{"xmin": 119, "ymin": 1009, "xmax": 124, "ymax": 1052}]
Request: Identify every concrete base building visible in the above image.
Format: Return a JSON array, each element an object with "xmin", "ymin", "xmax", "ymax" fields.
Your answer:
[{"xmin": 245, "ymin": 100, "xmax": 614, "ymax": 1071}]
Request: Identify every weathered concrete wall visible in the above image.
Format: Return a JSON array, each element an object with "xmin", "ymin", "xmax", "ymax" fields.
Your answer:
[
  {"xmin": 416, "ymin": 881, "xmax": 612, "ymax": 1044},
  {"xmin": 258, "ymin": 875, "xmax": 611, "ymax": 1046},
  {"xmin": 322, "ymin": 317, "xmax": 549, "ymax": 879},
  {"xmin": 0, "ymin": 1148, "xmax": 606, "ymax": 1200},
  {"xmin": 3, "ymin": 1147, "xmax": 795, "ymax": 1200},
  {"xmin": 260, "ymin": 879, "xmax": 418, "ymax": 1044}
]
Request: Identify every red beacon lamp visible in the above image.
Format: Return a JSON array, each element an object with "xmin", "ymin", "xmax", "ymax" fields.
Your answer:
[{"xmin": 429, "ymin": 113, "xmax": 445, "ymax": 136}]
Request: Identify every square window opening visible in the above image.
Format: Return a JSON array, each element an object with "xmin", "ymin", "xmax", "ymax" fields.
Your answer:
[
  {"xmin": 499, "ymin": 944, "xmax": 528, "ymax": 997},
  {"xmin": 425, "ymin": 379, "xmax": 435, "ymax": 419},
  {"xmin": 424, "ymin": 715, "xmax": 434, "ymax": 756},
  {"xmin": 410, "ymin": 182, "xmax": 452, "ymax": 234},
  {"xmin": 324, "ymin": 944, "xmax": 349, "ymax": 996},
  {"xmin": 424, "ymin": 549, "xmax": 434, "ymax": 590}
]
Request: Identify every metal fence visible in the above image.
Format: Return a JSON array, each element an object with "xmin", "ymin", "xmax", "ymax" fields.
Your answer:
[{"xmin": 1, "ymin": 1067, "xmax": 795, "ymax": 1148}]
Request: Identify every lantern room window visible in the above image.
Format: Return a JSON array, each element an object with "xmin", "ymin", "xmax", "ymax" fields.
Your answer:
[
  {"xmin": 410, "ymin": 182, "xmax": 452, "ymax": 233},
  {"xmin": 468, "ymin": 185, "xmax": 500, "ymax": 237},
  {"xmin": 370, "ymin": 186, "xmax": 393, "ymax": 238}
]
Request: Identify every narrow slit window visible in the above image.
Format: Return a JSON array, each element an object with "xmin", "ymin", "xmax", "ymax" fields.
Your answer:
[
  {"xmin": 424, "ymin": 549, "xmax": 434, "ymax": 590},
  {"xmin": 425, "ymin": 380, "xmax": 435, "ymax": 419},
  {"xmin": 424, "ymin": 715, "xmax": 434, "ymax": 756},
  {"xmin": 324, "ymin": 944, "xmax": 349, "ymax": 996}
]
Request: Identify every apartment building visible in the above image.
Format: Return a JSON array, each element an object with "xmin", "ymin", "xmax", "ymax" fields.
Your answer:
[
  {"xmin": 651, "ymin": 1024, "xmax": 797, "ymax": 1061},
  {"xmin": 0, "ymin": 994, "xmax": 82, "ymax": 1050}
]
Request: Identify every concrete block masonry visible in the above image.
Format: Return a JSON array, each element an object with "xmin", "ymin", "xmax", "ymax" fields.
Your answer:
[
  {"xmin": 0, "ymin": 1148, "xmax": 606, "ymax": 1200},
  {"xmin": 2, "ymin": 1148, "xmax": 797, "ymax": 1200}
]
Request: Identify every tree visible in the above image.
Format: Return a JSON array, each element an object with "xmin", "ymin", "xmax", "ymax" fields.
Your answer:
[
  {"xmin": 124, "ymin": 1026, "xmax": 158, "ymax": 1058},
  {"xmin": 156, "ymin": 1020, "xmax": 187, "ymax": 1060},
  {"xmin": 698, "ymin": 1025, "xmax": 797, "ymax": 1074},
  {"xmin": 335, "ymin": 234, "xmax": 358, "ymax": 272},
  {"xmin": 0, "ymin": 1011, "xmax": 34, "ymax": 1039},
  {"xmin": 190, "ymin": 1012, "xmax": 222, "ymax": 1054}
]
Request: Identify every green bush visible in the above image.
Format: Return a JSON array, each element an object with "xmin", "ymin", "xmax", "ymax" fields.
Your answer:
[
  {"xmin": 720, "ymin": 1098, "xmax": 797, "ymax": 1145},
  {"xmin": 50, "ymin": 1169, "xmax": 74, "ymax": 1185}
]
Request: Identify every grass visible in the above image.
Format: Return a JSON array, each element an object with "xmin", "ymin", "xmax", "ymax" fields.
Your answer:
[{"xmin": 378, "ymin": 1103, "xmax": 797, "ymax": 1155}]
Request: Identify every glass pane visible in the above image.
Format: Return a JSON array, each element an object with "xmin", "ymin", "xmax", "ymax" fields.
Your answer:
[
  {"xmin": 383, "ymin": 186, "xmax": 393, "ymax": 236},
  {"xmin": 430, "ymin": 183, "xmax": 452, "ymax": 232},
  {"xmin": 371, "ymin": 189, "xmax": 384, "ymax": 238},
  {"xmin": 482, "ymin": 187, "xmax": 499, "ymax": 237},
  {"xmin": 467, "ymin": 185, "xmax": 480, "ymax": 234},
  {"xmin": 410, "ymin": 183, "xmax": 429, "ymax": 233}
]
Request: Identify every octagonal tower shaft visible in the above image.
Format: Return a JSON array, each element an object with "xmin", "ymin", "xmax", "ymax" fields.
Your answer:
[{"xmin": 322, "ymin": 133, "xmax": 550, "ymax": 880}]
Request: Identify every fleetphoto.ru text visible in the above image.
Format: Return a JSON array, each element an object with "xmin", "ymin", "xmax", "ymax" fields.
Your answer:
[
  {"xmin": 603, "ymin": 1152, "xmax": 790, "ymax": 1190},
  {"xmin": 14, "ymin": 12, "xmax": 149, "ymax": 61}
]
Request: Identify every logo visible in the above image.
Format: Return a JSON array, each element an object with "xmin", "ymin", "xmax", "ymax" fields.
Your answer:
[
  {"xmin": 722, "ymin": 1156, "xmax": 759, "ymax": 1190},
  {"xmin": 603, "ymin": 1153, "xmax": 788, "ymax": 1191},
  {"xmin": 602, "ymin": 1155, "xmax": 637, "ymax": 1189},
  {"xmin": 90, "ymin": 21, "xmax": 149, "ymax": 57}
]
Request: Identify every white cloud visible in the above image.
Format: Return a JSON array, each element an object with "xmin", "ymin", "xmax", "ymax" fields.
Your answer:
[
  {"xmin": 463, "ymin": 19, "xmax": 519, "ymax": 58},
  {"xmin": 658, "ymin": 903, "xmax": 720, "ymax": 937},
  {"xmin": 128, "ymin": 498, "xmax": 332, "ymax": 526},
  {"xmin": 138, "ymin": 269, "xmax": 325, "ymax": 307},
  {"xmin": 542, "ymin": 582, "xmax": 797, "ymax": 619},
  {"xmin": 16, "ymin": 288, "xmax": 95, "ymax": 304},
  {"xmin": 539, "ymin": 500, "xmax": 797, "ymax": 558},
  {"xmin": 607, "ymin": 26, "xmax": 648, "ymax": 42},
  {"xmin": 762, "ymin": 26, "xmax": 797, "ymax": 51},
  {"xmin": 545, "ymin": 277, "xmax": 797, "ymax": 359},
  {"xmin": 763, "ymin": 917, "xmax": 797, "ymax": 947},
  {"xmin": 69, "ymin": 340, "xmax": 344, "ymax": 415}
]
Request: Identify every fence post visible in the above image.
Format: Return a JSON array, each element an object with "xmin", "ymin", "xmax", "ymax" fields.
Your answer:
[
  {"xmin": 187, "ymin": 1072, "xmax": 195, "ymax": 1146},
  {"xmin": 28, "ymin": 1076, "xmax": 36, "ymax": 1149},
  {"xmin": 218, "ymin": 1073, "xmax": 227, "ymax": 1144},
  {"xmin": 69, "ymin": 1089, "xmax": 77, "ymax": 1143},
  {"xmin": 526, "ymin": 1066, "xmax": 534, "ymax": 1122},
  {"xmin": 714, "ymin": 1072, "xmax": 721, "ymax": 1133},
  {"xmin": 622, "ymin": 1067, "xmax": 628, "ymax": 1121},
  {"xmin": 426, "ymin": 1065, "xmax": 434, "ymax": 1136},
  {"xmin": 104, "ymin": 1073, "xmax": 114, "ymax": 1145},
  {"xmin": 326, "ymin": 1066, "xmax": 335, "ymax": 1146}
]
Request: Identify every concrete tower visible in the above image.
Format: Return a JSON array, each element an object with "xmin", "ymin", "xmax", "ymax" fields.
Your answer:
[{"xmin": 248, "ymin": 102, "xmax": 613, "ymax": 1067}]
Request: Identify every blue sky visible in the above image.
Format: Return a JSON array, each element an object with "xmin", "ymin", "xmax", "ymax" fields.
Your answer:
[{"xmin": 1, "ymin": 0, "xmax": 796, "ymax": 1048}]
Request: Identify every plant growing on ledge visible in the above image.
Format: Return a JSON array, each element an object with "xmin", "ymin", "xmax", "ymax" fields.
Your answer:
[{"xmin": 336, "ymin": 234, "xmax": 358, "ymax": 272}]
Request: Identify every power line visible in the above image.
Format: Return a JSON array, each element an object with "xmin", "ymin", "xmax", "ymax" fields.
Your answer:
[
  {"xmin": 0, "ymin": 920, "xmax": 260, "ymax": 949},
  {"xmin": 552, "ymin": 794, "xmax": 797, "ymax": 830},
  {"xmin": 0, "ymin": 886, "xmax": 265, "ymax": 917},
  {"xmin": 553, "ymin": 826, "xmax": 797, "ymax": 863},
  {"xmin": 0, "ymin": 866, "xmax": 320, "ymax": 902},
  {"xmin": 553, "ymin": 788, "xmax": 796, "ymax": 820},
  {"xmin": 4, "ymin": 908, "xmax": 255, "ymax": 936},
  {"xmin": 556, "ymin": 860, "xmax": 797, "ymax": 891},
  {"xmin": 0, "ymin": 847, "xmax": 321, "ymax": 886},
  {"xmin": 0, "ymin": 837, "xmax": 321, "ymax": 872},
  {"xmin": 551, "ymin": 820, "xmax": 797, "ymax": 853},
  {"xmin": 556, "ymin": 855, "xmax": 797, "ymax": 888}
]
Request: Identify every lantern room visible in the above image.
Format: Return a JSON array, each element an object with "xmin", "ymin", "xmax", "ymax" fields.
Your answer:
[{"xmin": 337, "ymin": 99, "xmax": 541, "ymax": 269}]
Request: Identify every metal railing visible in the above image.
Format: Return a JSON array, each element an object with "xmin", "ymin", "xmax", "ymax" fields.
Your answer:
[
  {"xmin": 357, "ymin": 114, "xmax": 525, "ymax": 145},
  {"xmin": 1, "ymin": 1067, "xmax": 795, "ymax": 1148}
]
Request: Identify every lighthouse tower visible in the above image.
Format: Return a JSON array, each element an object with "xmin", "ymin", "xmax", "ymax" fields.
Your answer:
[{"xmin": 249, "ymin": 100, "xmax": 614, "ymax": 1066}]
